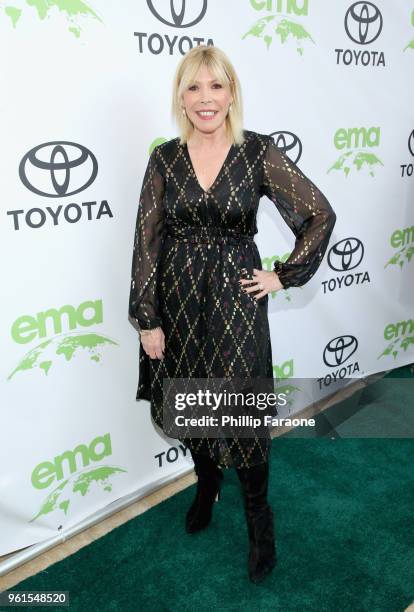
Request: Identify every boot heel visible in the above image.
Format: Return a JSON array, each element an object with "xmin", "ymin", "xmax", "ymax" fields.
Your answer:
[{"xmin": 185, "ymin": 455, "xmax": 223, "ymax": 533}]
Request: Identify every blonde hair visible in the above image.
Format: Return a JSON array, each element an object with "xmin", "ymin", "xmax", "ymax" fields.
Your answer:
[{"xmin": 171, "ymin": 45, "xmax": 245, "ymax": 146}]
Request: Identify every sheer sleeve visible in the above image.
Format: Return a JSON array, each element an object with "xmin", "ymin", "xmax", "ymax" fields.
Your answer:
[
  {"xmin": 129, "ymin": 144, "xmax": 166, "ymax": 330},
  {"xmin": 260, "ymin": 135, "xmax": 336, "ymax": 289}
]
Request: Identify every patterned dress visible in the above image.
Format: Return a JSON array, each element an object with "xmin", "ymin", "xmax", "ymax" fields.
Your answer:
[{"xmin": 129, "ymin": 129, "xmax": 336, "ymax": 469}]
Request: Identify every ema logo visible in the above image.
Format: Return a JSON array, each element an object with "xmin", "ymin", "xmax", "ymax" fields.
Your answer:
[
  {"xmin": 327, "ymin": 126, "xmax": 384, "ymax": 178},
  {"xmin": 323, "ymin": 237, "xmax": 370, "ymax": 294},
  {"xmin": 1, "ymin": 0, "xmax": 103, "ymax": 37},
  {"xmin": 7, "ymin": 299, "xmax": 118, "ymax": 380},
  {"xmin": 8, "ymin": 141, "xmax": 113, "ymax": 230},
  {"xmin": 384, "ymin": 225, "xmax": 414, "ymax": 271},
  {"xmin": 272, "ymin": 358, "xmax": 301, "ymax": 410},
  {"xmin": 30, "ymin": 433, "xmax": 127, "ymax": 523},
  {"xmin": 134, "ymin": 0, "xmax": 211, "ymax": 55},
  {"xmin": 243, "ymin": 0, "xmax": 314, "ymax": 55},
  {"xmin": 335, "ymin": 2, "xmax": 385, "ymax": 67},
  {"xmin": 378, "ymin": 318, "xmax": 414, "ymax": 360}
]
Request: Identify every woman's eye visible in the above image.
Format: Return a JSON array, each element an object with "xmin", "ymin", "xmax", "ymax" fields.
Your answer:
[{"xmin": 188, "ymin": 83, "xmax": 222, "ymax": 91}]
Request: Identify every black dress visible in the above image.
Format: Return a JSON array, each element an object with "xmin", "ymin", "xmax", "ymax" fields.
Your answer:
[{"xmin": 129, "ymin": 129, "xmax": 336, "ymax": 469}]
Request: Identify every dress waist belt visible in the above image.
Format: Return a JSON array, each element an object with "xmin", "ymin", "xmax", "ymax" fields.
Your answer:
[{"xmin": 165, "ymin": 224, "xmax": 255, "ymax": 247}]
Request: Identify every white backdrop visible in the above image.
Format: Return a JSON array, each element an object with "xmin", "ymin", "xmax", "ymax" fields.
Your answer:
[{"xmin": 1, "ymin": 0, "xmax": 413, "ymax": 556}]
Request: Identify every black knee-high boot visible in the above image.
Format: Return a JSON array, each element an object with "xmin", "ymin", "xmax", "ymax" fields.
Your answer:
[
  {"xmin": 236, "ymin": 459, "xmax": 276, "ymax": 583},
  {"xmin": 185, "ymin": 449, "xmax": 224, "ymax": 534}
]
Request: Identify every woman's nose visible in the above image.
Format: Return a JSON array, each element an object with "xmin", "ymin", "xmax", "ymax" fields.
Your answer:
[{"xmin": 199, "ymin": 88, "xmax": 212, "ymax": 101}]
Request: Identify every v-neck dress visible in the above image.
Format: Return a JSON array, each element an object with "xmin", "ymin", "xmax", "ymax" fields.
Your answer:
[{"xmin": 129, "ymin": 129, "xmax": 336, "ymax": 469}]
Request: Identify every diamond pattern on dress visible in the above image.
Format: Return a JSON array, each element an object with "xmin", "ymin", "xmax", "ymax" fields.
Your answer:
[{"xmin": 129, "ymin": 130, "xmax": 336, "ymax": 469}]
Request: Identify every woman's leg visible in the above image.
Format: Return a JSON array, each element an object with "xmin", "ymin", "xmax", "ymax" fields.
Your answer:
[
  {"xmin": 235, "ymin": 458, "xmax": 276, "ymax": 583},
  {"xmin": 185, "ymin": 447, "xmax": 224, "ymax": 533}
]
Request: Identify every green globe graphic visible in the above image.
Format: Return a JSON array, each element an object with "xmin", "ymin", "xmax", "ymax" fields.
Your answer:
[
  {"xmin": 378, "ymin": 336, "xmax": 414, "ymax": 361},
  {"xmin": 385, "ymin": 245, "xmax": 414, "ymax": 270},
  {"xmin": 7, "ymin": 332, "xmax": 119, "ymax": 380},
  {"xmin": 1, "ymin": 0, "xmax": 102, "ymax": 37},
  {"xmin": 403, "ymin": 9, "xmax": 414, "ymax": 51},
  {"xmin": 328, "ymin": 150, "xmax": 384, "ymax": 178},
  {"xmin": 405, "ymin": 38, "xmax": 414, "ymax": 51},
  {"xmin": 242, "ymin": 16, "xmax": 315, "ymax": 55},
  {"xmin": 30, "ymin": 465, "xmax": 127, "ymax": 523}
]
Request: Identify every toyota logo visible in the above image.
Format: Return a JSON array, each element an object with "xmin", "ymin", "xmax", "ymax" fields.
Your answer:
[
  {"xmin": 328, "ymin": 237, "xmax": 364, "ymax": 272},
  {"xmin": 19, "ymin": 142, "xmax": 98, "ymax": 198},
  {"xmin": 147, "ymin": 0, "xmax": 207, "ymax": 28},
  {"xmin": 344, "ymin": 2, "xmax": 383, "ymax": 45},
  {"xmin": 408, "ymin": 130, "xmax": 414, "ymax": 158},
  {"xmin": 323, "ymin": 335, "xmax": 358, "ymax": 367},
  {"xmin": 268, "ymin": 131, "xmax": 302, "ymax": 165}
]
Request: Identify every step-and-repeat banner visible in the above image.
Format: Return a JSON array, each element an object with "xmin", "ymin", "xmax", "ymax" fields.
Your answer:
[{"xmin": 1, "ymin": 1, "xmax": 413, "ymax": 556}]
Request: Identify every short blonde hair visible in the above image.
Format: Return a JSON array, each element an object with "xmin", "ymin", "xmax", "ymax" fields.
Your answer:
[{"xmin": 171, "ymin": 45, "xmax": 245, "ymax": 146}]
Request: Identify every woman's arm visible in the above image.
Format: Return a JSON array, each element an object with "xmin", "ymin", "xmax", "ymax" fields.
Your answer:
[
  {"xmin": 129, "ymin": 144, "xmax": 166, "ymax": 330},
  {"xmin": 260, "ymin": 135, "xmax": 336, "ymax": 289}
]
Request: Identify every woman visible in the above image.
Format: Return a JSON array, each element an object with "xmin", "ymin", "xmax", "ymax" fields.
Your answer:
[{"xmin": 129, "ymin": 45, "xmax": 336, "ymax": 583}]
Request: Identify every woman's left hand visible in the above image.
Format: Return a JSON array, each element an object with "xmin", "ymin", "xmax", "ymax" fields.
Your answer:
[{"xmin": 239, "ymin": 268, "xmax": 284, "ymax": 299}]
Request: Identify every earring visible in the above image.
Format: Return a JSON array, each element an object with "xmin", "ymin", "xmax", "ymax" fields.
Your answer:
[
  {"xmin": 182, "ymin": 107, "xmax": 186, "ymax": 116},
  {"xmin": 229, "ymin": 103, "xmax": 233, "ymax": 112}
]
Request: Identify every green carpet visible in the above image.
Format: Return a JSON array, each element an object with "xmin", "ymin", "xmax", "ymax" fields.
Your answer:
[
  {"xmin": 4, "ymin": 366, "xmax": 414, "ymax": 611},
  {"xmin": 282, "ymin": 365, "xmax": 414, "ymax": 439}
]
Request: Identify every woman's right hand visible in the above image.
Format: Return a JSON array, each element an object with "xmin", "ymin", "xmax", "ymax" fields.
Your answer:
[{"xmin": 140, "ymin": 327, "xmax": 165, "ymax": 360}]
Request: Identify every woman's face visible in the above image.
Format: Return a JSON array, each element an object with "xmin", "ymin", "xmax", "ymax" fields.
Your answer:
[{"xmin": 181, "ymin": 64, "xmax": 233, "ymax": 136}]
